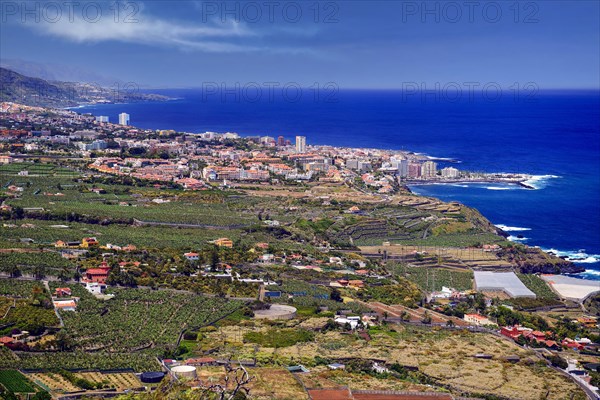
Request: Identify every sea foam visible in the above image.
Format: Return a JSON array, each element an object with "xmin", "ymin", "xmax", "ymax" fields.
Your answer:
[
  {"xmin": 544, "ymin": 248, "xmax": 600, "ymax": 264},
  {"xmin": 507, "ymin": 235, "xmax": 529, "ymax": 242},
  {"xmin": 523, "ymin": 175, "xmax": 561, "ymax": 190},
  {"xmin": 495, "ymin": 224, "xmax": 531, "ymax": 232},
  {"xmin": 485, "ymin": 186, "xmax": 514, "ymax": 191}
]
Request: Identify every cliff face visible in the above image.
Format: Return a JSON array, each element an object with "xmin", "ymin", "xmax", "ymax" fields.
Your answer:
[{"xmin": 498, "ymin": 246, "xmax": 585, "ymax": 274}]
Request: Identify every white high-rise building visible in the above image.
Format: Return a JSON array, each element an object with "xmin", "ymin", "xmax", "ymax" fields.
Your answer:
[
  {"xmin": 295, "ymin": 136, "xmax": 306, "ymax": 153},
  {"xmin": 421, "ymin": 161, "xmax": 438, "ymax": 178},
  {"xmin": 441, "ymin": 167, "xmax": 460, "ymax": 178},
  {"xmin": 96, "ymin": 116, "xmax": 109, "ymax": 123},
  {"xmin": 119, "ymin": 113, "xmax": 130, "ymax": 126}
]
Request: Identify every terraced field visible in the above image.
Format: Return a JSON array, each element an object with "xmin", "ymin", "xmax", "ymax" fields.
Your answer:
[
  {"xmin": 76, "ymin": 372, "xmax": 141, "ymax": 389},
  {"xmin": 28, "ymin": 372, "xmax": 80, "ymax": 392},
  {"xmin": 27, "ymin": 372, "xmax": 141, "ymax": 393}
]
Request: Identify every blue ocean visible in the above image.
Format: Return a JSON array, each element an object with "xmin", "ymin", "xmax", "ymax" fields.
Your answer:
[{"xmin": 76, "ymin": 89, "xmax": 600, "ymax": 280}]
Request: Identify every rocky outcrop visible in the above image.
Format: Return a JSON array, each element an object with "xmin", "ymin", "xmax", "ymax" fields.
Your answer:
[{"xmin": 498, "ymin": 246, "xmax": 585, "ymax": 274}]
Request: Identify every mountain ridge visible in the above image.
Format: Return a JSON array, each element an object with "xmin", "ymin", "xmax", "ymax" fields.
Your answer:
[{"xmin": 0, "ymin": 67, "xmax": 169, "ymax": 108}]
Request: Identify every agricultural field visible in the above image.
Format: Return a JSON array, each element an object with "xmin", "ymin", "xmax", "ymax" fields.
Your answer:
[
  {"xmin": 266, "ymin": 280, "xmax": 368, "ymax": 314},
  {"xmin": 28, "ymin": 371, "xmax": 80, "ymax": 393},
  {"xmin": 0, "ymin": 279, "xmax": 60, "ymax": 335},
  {"xmin": 0, "ymin": 369, "xmax": 37, "ymax": 393},
  {"xmin": 1, "ymin": 174, "xmax": 290, "ymax": 227},
  {"xmin": 0, "ymin": 278, "xmax": 49, "ymax": 298},
  {"xmin": 391, "ymin": 233, "xmax": 506, "ymax": 248},
  {"xmin": 49, "ymin": 283, "xmax": 243, "ymax": 353},
  {"xmin": 0, "ymin": 347, "xmax": 160, "ymax": 371},
  {"xmin": 0, "ymin": 298, "xmax": 60, "ymax": 335},
  {"xmin": 393, "ymin": 264, "xmax": 474, "ymax": 292},
  {"xmin": 517, "ymin": 274, "xmax": 559, "ymax": 299},
  {"xmin": 76, "ymin": 372, "xmax": 141, "ymax": 390},
  {"xmin": 0, "ymin": 162, "xmax": 79, "ymax": 177},
  {"xmin": 0, "ymin": 251, "xmax": 75, "ymax": 278},
  {"xmin": 0, "ymin": 217, "xmax": 316, "ymax": 252}
]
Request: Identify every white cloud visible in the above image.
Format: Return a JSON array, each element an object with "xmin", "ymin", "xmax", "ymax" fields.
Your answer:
[{"xmin": 26, "ymin": 4, "xmax": 262, "ymax": 53}]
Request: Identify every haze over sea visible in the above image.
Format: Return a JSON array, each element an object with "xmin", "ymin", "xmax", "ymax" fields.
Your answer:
[{"xmin": 77, "ymin": 89, "xmax": 600, "ymax": 281}]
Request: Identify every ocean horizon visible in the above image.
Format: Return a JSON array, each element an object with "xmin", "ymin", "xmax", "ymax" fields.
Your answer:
[{"xmin": 77, "ymin": 88, "xmax": 600, "ymax": 281}]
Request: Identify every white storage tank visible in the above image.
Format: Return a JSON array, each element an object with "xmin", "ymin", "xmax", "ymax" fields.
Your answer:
[{"xmin": 171, "ymin": 365, "xmax": 197, "ymax": 380}]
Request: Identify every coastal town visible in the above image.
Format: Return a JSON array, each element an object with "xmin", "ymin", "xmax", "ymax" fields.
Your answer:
[
  {"xmin": 0, "ymin": 102, "xmax": 539, "ymax": 193},
  {"xmin": 0, "ymin": 101, "xmax": 599, "ymax": 400}
]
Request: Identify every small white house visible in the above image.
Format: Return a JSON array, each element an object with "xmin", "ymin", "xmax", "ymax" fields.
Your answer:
[
  {"xmin": 260, "ymin": 254, "xmax": 275, "ymax": 263},
  {"xmin": 335, "ymin": 317, "xmax": 359, "ymax": 330},
  {"xmin": 85, "ymin": 282, "xmax": 106, "ymax": 295}
]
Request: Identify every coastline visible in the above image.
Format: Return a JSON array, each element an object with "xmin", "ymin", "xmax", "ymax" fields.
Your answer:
[
  {"xmin": 405, "ymin": 182, "xmax": 599, "ymax": 282},
  {"xmin": 404, "ymin": 178, "xmax": 536, "ymax": 190},
  {"xmin": 70, "ymin": 100, "xmax": 599, "ymax": 282}
]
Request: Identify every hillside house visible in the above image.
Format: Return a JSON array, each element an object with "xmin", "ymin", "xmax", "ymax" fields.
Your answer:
[
  {"xmin": 184, "ymin": 252, "xmax": 200, "ymax": 261},
  {"xmin": 85, "ymin": 281, "xmax": 107, "ymax": 295},
  {"xmin": 464, "ymin": 313, "xmax": 494, "ymax": 326},
  {"xmin": 213, "ymin": 238, "xmax": 233, "ymax": 248},
  {"xmin": 54, "ymin": 287, "xmax": 72, "ymax": 297},
  {"xmin": 81, "ymin": 237, "xmax": 99, "ymax": 248},
  {"xmin": 84, "ymin": 261, "xmax": 111, "ymax": 284},
  {"xmin": 501, "ymin": 325, "xmax": 533, "ymax": 340},
  {"xmin": 0, "ymin": 337, "xmax": 14, "ymax": 346},
  {"xmin": 53, "ymin": 299, "xmax": 77, "ymax": 311}
]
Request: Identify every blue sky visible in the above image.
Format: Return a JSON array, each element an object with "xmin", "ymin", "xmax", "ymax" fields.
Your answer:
[{"xmin": 1, "ymin": 0, "xmax": 599, "ymax": 88}]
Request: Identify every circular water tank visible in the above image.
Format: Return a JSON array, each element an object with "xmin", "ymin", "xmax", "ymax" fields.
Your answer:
[
  {"xmin": 171, "ymin": 365, "xmax": 197, "ymax": 380},
  {"xmin": 140, "ymin": 371, "xmax": 165, "ymax": 383},
  {"xmin": 254, "ymin": 304, "xmax": 297, "ymax": 320}
]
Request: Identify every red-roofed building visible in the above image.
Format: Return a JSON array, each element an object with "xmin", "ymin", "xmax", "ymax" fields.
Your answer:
[
  {"xmin": 348, "ymin": 280, "xmax": 364, "ymax": 289},
  {"xmin": 501, "ymin": 325, "xmax": 533, "ymax": 341},
  {"xmin": 84, "ymin": 261, "xmax": 111, "ymax": 284},
  {"xmin": 526, "ymin": 331, "xmax": 547, "ymax": 341},
  {"xmin": 562, "ymin": 338, "xmax": 585, "ymax": 351},
  {"xmin": 54, "ymin": 287, "xmax": 72, "ymax": 297},
  {"xmin": 544, "ymin": 340, "xmax": 560, "ymax": 349},
  {"xmin": 53, "ymin": 299, "xmax": 77, "ymax": 311},
  {"xmin": 184, "ymin": 252, "xmax": 199, "ymax": 261},
  {"xmin": 0, "ymin": 336, "xmax": 14, "ymax": 346}
]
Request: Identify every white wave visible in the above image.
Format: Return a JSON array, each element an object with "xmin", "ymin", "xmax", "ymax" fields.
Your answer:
[
  {"xmin": 544, "ymin": 248, "xmax": 600, "ymax": 264},
  {"xmin": 485, "ymin": 186, "xmax": 514, "ymax": 191},
  {"xmin": 508, "ymin": 235, "xmax": 529, "ymax": 242},
  {"xmin": 576, "ymin": 257, "xmax": 600, "ymax": 264},
  {"xmin": 522, "ymin": 175, "xmax": 561, "ymax": 190},
  {"xmin": 450, "ymin": 184, "xmax": 469, "ymax": 188},
  {"xmin": 582, "ymin": 269, "xmax": 600, "ymax": 276},
  {"xmin": 495, "ymin": 224, "xmax": 531, "ymax": 232},
  {"xmin": 426, "ymin": 156, "xmax": 459, "ymax": 162}
]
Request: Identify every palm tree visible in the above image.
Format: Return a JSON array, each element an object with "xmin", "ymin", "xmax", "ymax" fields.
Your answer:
[
  {"xmin": 4, "ymin": 264, "xmax": 21, "ymax": 278},
  {"xmin": 33, "ymin": 265, "xmax": 46, "ymax": 280},
  {"xmin": 58, "ymin": 266, "xmax": 71, "ymax": 282}
]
